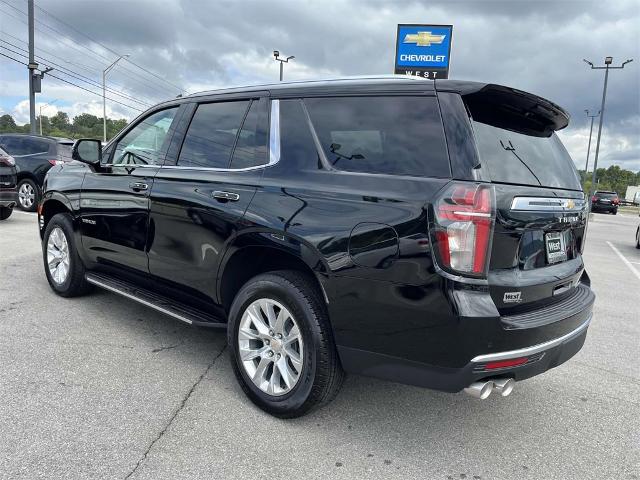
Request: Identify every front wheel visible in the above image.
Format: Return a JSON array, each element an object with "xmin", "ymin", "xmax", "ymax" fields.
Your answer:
[
  {"xmin": 228, "ymin": 270, "xmax": 344, "ymax": 418},
  {"xmin": 43, "ymin": 213, "xmax": 92, "ymax": 297},
  {"xmin": 0, "ymin": 206, "xmax": 12, "ymax": 220},
  {"xmin": 636, "ymin": 227, "xmax": 640, "ymax": 249}
]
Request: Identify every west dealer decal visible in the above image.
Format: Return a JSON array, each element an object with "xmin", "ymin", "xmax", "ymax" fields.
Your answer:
[{"xmin": 503, "ymin": 291, "xmax": 522, "ymax": 303}]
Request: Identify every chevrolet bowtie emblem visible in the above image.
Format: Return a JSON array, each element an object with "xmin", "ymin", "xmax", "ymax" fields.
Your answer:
[
  {"xmin": 403, "ymin": 31, "xmax": 446, "ymax": 47},
  {"xmin": 566, "ymin": 199, "xmax": 575, "ymax": 209}
]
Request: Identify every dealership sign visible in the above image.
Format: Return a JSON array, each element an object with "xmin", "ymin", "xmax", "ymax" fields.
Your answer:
[{"xmin": 394, "ymin": 24, "xmax": 453, "ymax": 79}]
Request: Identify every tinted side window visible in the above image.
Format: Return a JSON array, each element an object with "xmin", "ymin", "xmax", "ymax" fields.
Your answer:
[
  {"xmin": 0, "ymin": 136, "xmax": 49, "ymax": 156},
  {"xmin": 179, "ymin": 101, "xmax": 250, "ymax": 169},
  {"xmin": 21, "ymin": 138, "xmax": 51, "ymax": 155},
  {"xmin": 229, "ymin": 99, "xmax": 268, "ymax": 169},
  {"xmin": 279, "ymin": 99, "xmax": 320, "ymax": 171},
  {"xmin": 112, "ymin": 108, "xmax": 178, "ymax": 165},
  {"xmin": 304, "ymin": 96, "xmax": 450, "ymax": 177}
]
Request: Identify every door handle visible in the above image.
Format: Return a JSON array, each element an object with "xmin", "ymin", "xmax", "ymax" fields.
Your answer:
[
  {"xmin": 212, "ymin": 190, "xmax": 240, "ymax": 202},
  {"xmin": 130, "ymin": 182, "xmax": 148, "ymax": 192}
]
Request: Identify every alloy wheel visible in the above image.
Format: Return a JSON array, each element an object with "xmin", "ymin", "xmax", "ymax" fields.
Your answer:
[
  {"xmin": 238, "ymin": 298, "xmax": 304, "ymax": 396},
  {"xmin": 47, "ymin": 227, "xmax": 70, "ymax": 285},
  {"xmin": 18, "ymin": 182, "xmax": 35, "ymax": 209}
]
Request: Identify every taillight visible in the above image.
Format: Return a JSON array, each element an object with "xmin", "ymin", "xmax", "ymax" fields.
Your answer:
[
  {"xmin": 432, "ymin": 183, "xmax": 495, "ymax": 277},
  {"xmin": 0, "ymin": 154, "xmax": 15, "ymax": 166},
  {"xmin": 591, "ymin": 195, "xmax": 597, "ymax": 202},
  {"xmin": 612, "ymin": 197, "xmax": 619, "ymax": 205},
  {"xmin": 47, "ymin": 159, "xmax": 58, "ymax": 166}
]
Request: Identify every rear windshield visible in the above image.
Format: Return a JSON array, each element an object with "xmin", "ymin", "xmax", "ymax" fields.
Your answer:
[
  {"xmin": 595, "ymin": 192, "xmax": 617, "ymax": 199},
  {"xmin": 304, "ymin": 96, "xmax": 450, "ymax": 178},
  {"xmin": 472, "ymin": 121, "xmax": 581, "ymax": 190}
]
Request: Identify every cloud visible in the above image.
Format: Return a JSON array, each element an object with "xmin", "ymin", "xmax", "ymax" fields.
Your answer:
[{"xmin": 1, "ymin": 0, "xmax": 638, "ymax": 170}]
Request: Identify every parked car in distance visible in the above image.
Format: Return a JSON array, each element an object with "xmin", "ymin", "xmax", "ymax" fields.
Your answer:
[
  {"xmin": 0, "ymin": 134, "xmax": 74, "ymax": 211},
  {"xmin": 0, "ymin": 146, "xmax": 17, "ymax": 220},
  {"xmin": 591, "ymin": 190, "xmax": 619, "ymax": 214},
  {"xmin": 39, "ymin": 76, "xmax": 595, "ymax": 417}
]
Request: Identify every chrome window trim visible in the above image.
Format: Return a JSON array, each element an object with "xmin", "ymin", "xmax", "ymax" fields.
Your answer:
[
  {"xmin": 510, "ymin": 196, "xmax": 586, "ymax": 212},
  {"xmin": 154, "ymin": 99, "xmax": 280, "ymax": 173},
  {"xmin": 269, "ymin": 99, "xmax": 280, "ymax": 166},
  {"xmin": 470, "ymin": 315, "xmax": 591, "ymax": 363}
]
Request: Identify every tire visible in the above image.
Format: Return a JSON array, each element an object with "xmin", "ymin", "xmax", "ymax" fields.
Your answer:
[
  {"xmin": 0, "ymin": 206, "xmax": 12, "ymax": 220},
  {"xmin": 636, "ymin": 228, "xmax": 640, "ymax": 249},
  {"xmin": 17, "ymin": 178, "xmax": 38, "ymax": 212},
  {"xmin": 42, "ymin": 212, "xmax": 92, "ymax": 297},
  {"xmin": 612, "ymin": 210, "xmax": 617, "ymax": 215},
  {"xmin": 227, "ymin": 270, "xmax": 344, "ymax": 418}
]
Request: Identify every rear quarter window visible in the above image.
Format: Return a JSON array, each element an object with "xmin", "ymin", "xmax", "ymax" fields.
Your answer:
[{"xmin": 304, "ymin": 96, "xmax": 450, "ymax": 178}]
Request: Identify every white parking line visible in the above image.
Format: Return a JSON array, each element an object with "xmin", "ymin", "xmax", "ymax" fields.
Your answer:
[{"xmin": 606, "ymin": 241, "xmax": 640, "ymax": 281}]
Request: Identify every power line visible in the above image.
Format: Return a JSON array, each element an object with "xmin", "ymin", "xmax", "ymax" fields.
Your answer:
[
  {"xmin": 0, "ymin": 0, "xmax": 184, "ymax": 92},
  {"xmin": 34, "ymin": 2, "xmax": 187, "ymax": 94},
  {"xmin": 1, "ymin": 30, "xmax": 161, "ymax": 105},
  {"xmin": 0, "ymin": 28, "xmax": 173, "ymax": 102},
  {"xmin": 0, "ymin": 40, "xmax": 153, "ymax": 108},
  {"xmin": 0, "ymin": 50, "xmax": 144, "ymax": 112}
]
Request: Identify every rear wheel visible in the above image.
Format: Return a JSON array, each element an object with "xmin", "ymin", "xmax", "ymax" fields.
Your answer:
[
  {"xmin": 636, "ymin": 227, "xmax": 640, "ymax": 249},
  {"xmin": 17, "ymin": 179, "xmax": 38, "ymax": 211},
  {"xmin": 43, "ymin": 213, "xmax": 92, "ymax": 297},
  {"xmin": 0, "ymin": 206, "xmax": 12, "ymax": 220},
  {"xmin": 228, "ymin": 270, "xmax": 344, "ymax": 418}
]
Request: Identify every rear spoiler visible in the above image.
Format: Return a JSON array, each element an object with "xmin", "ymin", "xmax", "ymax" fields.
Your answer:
[{"xmin": 437, "ymin": 82, "xmax": 569, "ymax": 137}]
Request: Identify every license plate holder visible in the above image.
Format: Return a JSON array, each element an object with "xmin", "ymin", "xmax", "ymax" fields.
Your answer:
[{"xmin": 545, "ymin": 232, "xmax": 567, "ymax": 264}]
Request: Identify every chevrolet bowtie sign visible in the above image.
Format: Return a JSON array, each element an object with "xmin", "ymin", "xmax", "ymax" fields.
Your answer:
[{"xmin": 395, "ymin": 24, "xmax": 453, "ymax": 79}]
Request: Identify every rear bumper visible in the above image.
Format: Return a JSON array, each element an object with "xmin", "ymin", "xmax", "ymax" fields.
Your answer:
[
  {"xmin": 592, "ymin": 204, "xmax": 617, "ymax": 212},
  {"xmin": 337, "ymin": 281, "xmax": 594, "ymax": 392},
  {"xmin": 0, "ymin": 188, "xmax": 17, "ymax": 208},
  {"xmin": 339, "ymin": 315, "xmax": 590, "ymax": 392}
]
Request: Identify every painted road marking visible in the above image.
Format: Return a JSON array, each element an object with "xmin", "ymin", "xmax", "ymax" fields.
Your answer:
[{"xmin": 606, "ymin": 241, "xmax": 640, "ymax": 281}]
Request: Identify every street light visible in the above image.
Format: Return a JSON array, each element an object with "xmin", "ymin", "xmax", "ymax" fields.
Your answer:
[
  {"xmin": 39, "ymin": 99, "xmax": 58, "ymax": 135},
  {"xmin": 103, "ymin": 54, "xmax": 129, "ymax": 142},
  {"xmin": 273, "ymin": 50, "xmax": 295, "ymax": 82},
  {"xmin": 583, "ymin": 109, "xmax": 599, "ymax": 174},
  {"xmin": 583, "ymin": 57, "xmax": 633, "ymax": 196}
]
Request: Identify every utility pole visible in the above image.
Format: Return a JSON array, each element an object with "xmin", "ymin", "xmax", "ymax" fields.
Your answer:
[
  {"xmin": 273, "ymin": 51, "xmax": 294, "ymax": 81},
  {"xmin": 583, "ymin": 57, "xmax": 633, "ymax": 195},
  {"xmin": 102, "ymin": 54, "xmax": 129, "ymax": 142},
  {"xmin": 583, "ymin": 109, "xmax": 599, "ymax": 174},
  {"xmin": 27, "ymin": 0, "xmax": 36, "ymax": 134}
]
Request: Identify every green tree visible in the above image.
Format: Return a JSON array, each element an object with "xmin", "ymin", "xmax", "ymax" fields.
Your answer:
[
  {"xmin": 50, "ymin": 111, "xmax": 70, "ymax": 131},
  {"xmin": 0, "ymin": 114, "xmax": 17, "ymax": 133}
]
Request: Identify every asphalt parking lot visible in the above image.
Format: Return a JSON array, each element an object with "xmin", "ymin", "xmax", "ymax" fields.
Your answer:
[{"xmin": 1, "ymin": 210, "xmax": 639, "ymax": 480}]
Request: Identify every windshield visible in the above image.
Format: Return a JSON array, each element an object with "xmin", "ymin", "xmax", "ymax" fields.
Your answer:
[{"xmin": 472, "ymin": 121, "xmax": 582, "ymax": 190}]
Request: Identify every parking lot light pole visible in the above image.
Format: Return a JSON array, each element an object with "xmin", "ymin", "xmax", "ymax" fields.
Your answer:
[
  {"xmin": 583, "ymin": 57, "xmax": 633, "ymax": 195},
  {"xmin": 583, "ymin": 109, "xmax": 599, "ymax": 174},
  {"xmin": 39, "ymin": 99, "xmax": 58, "ymax": 135},
  {"xmin": 273, "ymin": 51, "xmax": 295, "ymax": 81},
  {"xmin": 103, "ymin": 54, "xmax": 129, "ymax": 142}
]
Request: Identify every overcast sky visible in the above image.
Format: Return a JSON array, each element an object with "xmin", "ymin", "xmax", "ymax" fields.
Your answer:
[{"xmin": 1, "ymin": 0, "xmax": 639, "ymax": 170}]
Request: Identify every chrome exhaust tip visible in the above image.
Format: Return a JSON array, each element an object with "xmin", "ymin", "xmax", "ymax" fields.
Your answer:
[
  {"xmin": 492, "ymin": 378, "xmax": 515, "ymax": 397},
  {"xmin": 464, "ymin": 381, "xmax": 494, "ymax": 399}
]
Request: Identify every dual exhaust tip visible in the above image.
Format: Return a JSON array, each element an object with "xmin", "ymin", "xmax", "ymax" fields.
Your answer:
[{"xmin": 464, "ymin": 378, "xmax": 515, "ymax": 399}]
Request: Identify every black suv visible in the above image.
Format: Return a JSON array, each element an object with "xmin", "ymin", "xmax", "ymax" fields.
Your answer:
[
  {"xmin": 39, "ymin": 77, "xmax": 594, "ymax": 417},
  {"xmin": 0, "ymin": 146, "xmax": 17, "ymax": 220},
  {"xmin": 0, "ymin": 134, "xmax": 73, "ymax": 211},
  {"xmin": 590, "ymin": 190, "xmax": 619, "ymax": 214}
]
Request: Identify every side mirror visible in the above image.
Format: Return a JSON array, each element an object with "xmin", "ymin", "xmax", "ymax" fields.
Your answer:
[{"xmin": 72, "ymin": 139, "xmax": 102, "ymax": 165}]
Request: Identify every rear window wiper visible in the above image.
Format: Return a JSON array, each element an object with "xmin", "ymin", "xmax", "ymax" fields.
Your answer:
[{"xmin": 499, "ymin": 140, "xmax": 542, "ymax": 186}]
